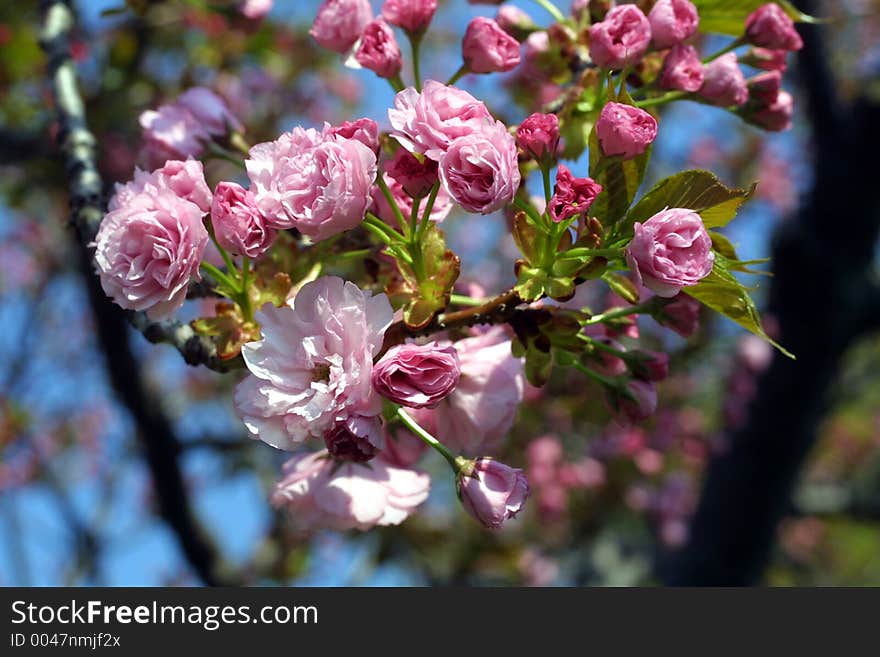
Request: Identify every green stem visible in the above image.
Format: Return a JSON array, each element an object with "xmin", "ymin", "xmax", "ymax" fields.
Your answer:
[
  {"xmin": 541, "ymin": 164, "xmax": 553, "ymax": 209},
  {"xmin": 578, "ymin": 333, "xmax": 628, "ymax": 358},
  {"xmin": 635, "ymin": 91, "xmax": 689, "ymax": 109},
  {"xmin": 397, "ymin": 408, "xmax": 460, "ymax": 472},
  {"xmin": 388, "ymin": 75, "xmax": 405, "ymax": 93},
  {"xmin": 450, "ymin": 293, "xmax": 488, "ymax": 307},
  {"xmin": 571, "ymin": 361, "xmax": 618, "ymax": 388},
  {"xmin": 376, "ymin": 175, "xmax": 407, "ymax": 232},
  {"xmin": 416, "ymin": 182, "xmax": 440, "ymax": 244},
  {"xmin": 703, "ymin": 36, "xmax": 747, "ymax": 64},
  {"xmin": 561, "ymin": 247, "xmax": 624, "ymax": 259},
  {"xmin": 205, "ymin": 141, "xmax": 245, "ymax": 168},
  {"xmin": 239, "ymin": 258, "xmax": 254, "ymax": 322},
  {"xmin": 529, "ymin": 0, "xmax": 566, "ymax": 23},
  {"xmin": 583, "ymin": 301, "xmax": 656, "ymax": 325},
  {"xmin": 200, "ymin": 262, "xmax": 239, "ymax": 295},
  {"xmin": 409, "ymin": 33, "xmax": 422, "ymax": 92},
  {"xmin": 364, "ymin": 212, "xmax": 406, "ymax": 244},
  {"xmin": 513, "ymin": 195, "xmax": 544, "ymax": 226},
  {"xmin": 407, "ymin": 197, "xmax": 426, "ymax": 281},
  {"xmin": 446, "ymin": 64, "xmax": 468, "ymax": 86}
]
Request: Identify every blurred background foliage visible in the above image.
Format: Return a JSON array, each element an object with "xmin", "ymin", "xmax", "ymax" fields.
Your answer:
[{"xmin": 0, "ymin": 0, "xmax": 879, "ymax": 585}]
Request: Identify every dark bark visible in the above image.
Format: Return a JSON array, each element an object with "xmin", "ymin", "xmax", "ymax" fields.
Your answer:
[
  {"xmin": 663, "ymin": 6, "xmax": 880, "ymax": 585},
  {"xmin": 39, "ymin": 0, "xmax": 239, "ymax": 585}
]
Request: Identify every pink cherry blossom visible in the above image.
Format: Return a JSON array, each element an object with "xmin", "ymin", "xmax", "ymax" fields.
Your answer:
[
  {"xmin": 372, "ymin": 342, "xmax": 461, "ymax": 408},
  {"xmin": 516, "ymin": 112, "xmax": 560, "ymax": 162},
  {"xmin": 648, "ymin": 0, "xmax": 699, "ymax": 50},
  {"xmin": 659, "ymin": 44, "xmax": 704, "ymax": 92},
  {"xmin": 656, "ymin": 293, "xmax": 702, "ymax": 337},
  {"xmin": 751, "ymin": 90, "xmax": 794, "ymax": 132},
  {"xmin": 245, "ymin": 126, "xmax": 377, "ymax": 241},
  {"xmin": 94, "ymin": 188, "xmax": 208, "ymax": 319},
  {"xmin": 589, "ymin": 4, "xmax": 652, "ymax": 69},
  {"xmin": 210, "ymin": 181, "xmax": 276, "ymax": 259},
  {"xmin": 626, "ymin": 208, "xmax": 714, "ymax": 297},
  {"xmin": 700, "ymin": 53, "xmax": 749, "ymax": 107},
  {"xmin": 438, "ymin": 119, "xmax": 521, "ymax": 214},
  {"xmin": 323, "ymin": 416, "xmax": 384, "ymax": 463},
  {"xmin": 234, "ymin": 276, "xmax": 393, "ymax": 449},
  {"xmin": 388, "ymin": 80, "xmax": 492, "ymax": 161},
  {"xmin": 323, "ymin": 118, "xmax": 380, "ymax": 153},
  {"xmin": 548, "ymin": 164, "xmax": 602, "ymax": 223},
  {"xmin": 596, "ymin": 102, "xmax": 658, "ymax": 160},
  {"xmin": 410, "ymin": 327, "xmax": 525, "ymax": 454},
  {"xmin": 745, "ymin": 3, "xmax": 803, "ymax": 51},
  {"xmin": 271, "ymin": 450, "xmax": 430, "ymax": 530},
  {"xmin": 385, "ymin": 148, "xmax": 440, "ymax": 198},
  {"xmin": 354, "ymin": 19, "xmax": 402, "ymax": 80},
  {"xmin": 462, "ymin": 17, "xmax": 522, "ymax": 74},
  {"xmin": 381, "ymin": 0, "xmax": 437, "ymax": 35},
  {"xmin": 310, "ymin": 0, "xmax": 373, "ymax": 54},
  {"xmin": 139, "ymin": 104, "xmax": 210, "ymax": 162},
  {"xmin": 176, "ymin": 86, "xmax": 243, "ymax": 136},
  {"xmin": 110, "ymin": 159, "xmax": 212, "ymax": 214},
  {"xmin": 458, "ymin": 458, "xmax": 530, "ymax": 529}
]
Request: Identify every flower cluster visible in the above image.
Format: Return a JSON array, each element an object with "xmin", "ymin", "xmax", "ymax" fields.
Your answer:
[{"xmin": 93, "ymin": 1, "xmax": 808, "ymax": 537}]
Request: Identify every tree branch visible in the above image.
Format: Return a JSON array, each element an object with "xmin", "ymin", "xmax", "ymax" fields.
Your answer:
[
  {"xmin": 40, "ymin": 0, "xmax": 240, "ymax": 585},
  {"xmin": 37, "ymin": 0, "xmax": 234, "ymax": 373}
]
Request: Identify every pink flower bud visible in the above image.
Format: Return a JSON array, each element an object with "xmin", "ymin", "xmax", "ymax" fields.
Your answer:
[
  {"xmin": 656, "ymin": 293, "xmax": 702, "ymax": 337},
  {"xmin": 462, "ymin": 17, "xmax": 522, "ymax": 74},
  {"xmin": 747, "ymin": 70, "xmax": 782, "ymax": 104},
  {"xmin": 310, "ymin": 0, "xmax": 373, "ymax": 54},
  {"xmin": 699, "ymin": 52, "xmax": 749, "ymax": 107},
  {"xmin": 587, "ymin": 337, "xmax": 628, "ymax": 377},
  {"xmin": 659, "ymin": 44, "xmax": 704, "ymax": 92},
  {"xmin": 372, "ymin": 342, "xmax": 461, "ymax": 408},
  {"xmin": 742, "ymin": 47, "xmax": 788, "ymax": 72},
  {"xmin": 438, "ymin": 119, "xmax": 521, "ymax": 214},
  {"xmin": 751, "ymin": 89, "xmax": 794, "ymax": 131},
  {"xmin": 386, "ymin": 149, "xmax": 439, "ymax": 198},
  {"xmin": 516, "ymin": 112, "xmax": 560, "ymax": 162},
  {"xmin": 324, "ymin": 118, "xmax": 380, "ymax": 153},
  {"xmin": 496, "ymin": 4, "xmax": 535, "ymax": 39},
  {"xmin": 323, "ymin": 416, "xmax": 384, "ymax": 463},
  {"xmin": 589, "ymin": 5, "xmax": 652, "ymax": 69},
  {"xmin": 381, "ymin": 0, "xmax": 437, "ymax": 34},
  {"xmin": 648, "ymin": 0, "xmax": 699, "ymax": 50},
  {"xmin": 139, "ymin": 104, "xmax": 210, "ymax": 162},
  {"xmin": 626, "ymin": 208, "xmax": 714, "ymax": 297},
  {"xmin": 176, "ymin": 87, "xmax": 242, "ymax": 136},
  {"xmin": 548, "ymin": 164, "xmax": 602, "ymax": 223},
  {"xmin": 745, "ymin": 3, "xmax": 803, "ymax": 51},
  {"xmin": 458, "ymin": 458, "xmax": 530, "ymax": 529},
  {"xmin": 211, "ymin": 181, "xmax": 277, "ymax": 259},
  {"xmin": 634, "ymin": 350, "xmax": 670, "ymax": 382},
  {"xmin": 355, "ymin": 19, "xmax": 403, "ymax": 79},
  {"xmin": 605, "ymin": 380, "xmax": 658, "ymax": 424},
  {"xmin": 596, "ymin": 102, "xmax": 658, "ymax": 160}
]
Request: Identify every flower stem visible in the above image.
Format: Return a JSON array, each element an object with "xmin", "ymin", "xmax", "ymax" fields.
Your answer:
[
  {"xmin": 571, "ymin": 360, "xmax": 618, "ymax": 388},
  {"xmin": 703, "ymin": 36, "xmax": 747, "ymax": 64},
  {"xmin": 409, "ymin": 33, "xmax": 423, "ymax": 92},
  {"xmin": 376, "ymin": 174, "xmax": 407, "ymax": 231},
  {"xmin": 446, "ymin": 64, "xmax": 468, "ymax": 86},
  {"xmin": 583, "ymin": 301, "xmax": 656, "ymax": 325},
  {"xmin": 416, "ymin": 182, "xmax": 440, "ymax": 244},
  {"xmin": 239, "ymin": 258, "xmax": 254, "ymax": 322},
  {"xmin": 635, "ymin": 91, "xmax": 690, "ymax": 109},
  {"xmin": 364, "ymin": 212, "xmax": 406, "ymax": 243},
  {"xmin": 449, "ymin": 293, "xmax": 487, "ymax": 307},
  {"xmin": 396, "ymin": 407, "xmax": 460, "ymax": 472},
  {"xmin": 529, "ymin": 0, "xmax": 566, "ymax": 23}
]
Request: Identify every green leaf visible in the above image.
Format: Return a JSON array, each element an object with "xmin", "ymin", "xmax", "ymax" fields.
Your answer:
[
  {"xmin": 710, "ymin": 231, "xmax": 771, "ymax": 275},
  {"xmin": 627, "ymin": 170, "xmax": 755, "ymax": 233},
  {"xmin": 512, "ymin": 210, "xmax": 543, "ymax": 265},
  {"xmin": 692, "ymin": 0, "xmax": 820, "ymax": 36},
  {"xmin": 602, "ymin": 271, "xmax": 640, "ymax": 304},
  {"xmin": 684, "ymin": 257, "xmax": 794, "ymax": 358},
  {"xmin": 386, "ymin": 224, "xmax": 460, "ymax": 329},
  {"xmin": 589, "ymin": 87, "xmax": 652, "ymax": 226}
]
